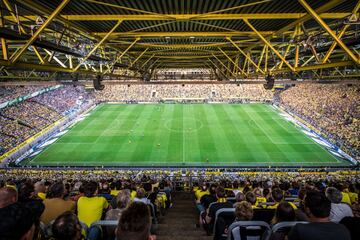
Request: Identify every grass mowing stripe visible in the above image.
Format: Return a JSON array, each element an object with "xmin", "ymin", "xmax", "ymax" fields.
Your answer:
[
  {"xmin": 143, "ymin": 105, "xmax": 168, "ymax": 165},
  {"xmin": 241, "ymin": 105, "xmax": 272, "ymax": 163},
  {"xmin": 206, "ymin": 105, "xmax": 235, "ymax": 163},
  {"xmin": 187, "ymin": 105, "xmax": 203, "ymax": 165},
  {"xmin": 250, "ymin": 105, "xmax": 292, "ymax": 164},
  {"xmin": 199, "ymin": 104, "xmax": 222, "ymax": 164},
  {"xmin": 214, "ymin": 105, "xmax": 246, "ymax": 163},
  {"xmin": 224, "ymin": 105, "xmax": 256, "ymax": 163}
]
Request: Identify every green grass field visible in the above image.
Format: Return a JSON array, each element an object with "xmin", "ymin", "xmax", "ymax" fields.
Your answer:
[{"xmin": 25, "ymin": 103, "xmax": 350, "ymax": 167}]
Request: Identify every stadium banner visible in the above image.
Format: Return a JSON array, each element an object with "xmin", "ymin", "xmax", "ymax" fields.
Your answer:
[{"xmin": 0, "ymin": 85, "xmax": 62, "ymax": 109}]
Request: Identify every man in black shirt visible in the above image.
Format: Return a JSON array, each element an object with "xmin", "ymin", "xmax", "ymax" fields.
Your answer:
[
  {"xmin": 205, "ymin": 186, "xmax": 233, "ymax": 226},
  {"xmin": 288, "ymin": 191, "xmax": 351, "ymax": 240}
]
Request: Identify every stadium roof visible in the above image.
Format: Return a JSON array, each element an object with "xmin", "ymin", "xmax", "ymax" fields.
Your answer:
[{"xmin": 0, "ymin": 0, "xmax": 359, "ymax": 80}]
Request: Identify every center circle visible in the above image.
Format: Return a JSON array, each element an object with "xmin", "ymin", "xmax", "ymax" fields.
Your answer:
[{"xmin": 165, "ymin": 118, "xmax": 203, "ymax": 133}]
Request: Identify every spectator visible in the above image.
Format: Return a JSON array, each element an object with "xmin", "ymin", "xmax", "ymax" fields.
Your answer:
[
  {"xmin": 195, "ymin": 183, "xmax": 209, "ymax": 202},
  {"xmin": 232, "ymin": 181, "xmax": 241, "ymax": 196},
  {"xmin": 205, "ymin": 186, "xmax": 233, "ymax": 227},
  {"xmin": 18, "ymin": 181, "xmax": 45, "ymax": 219},
  {"xmin": 134, "ymin": 188, "xmax": 150, "ymax": 205},
  {"xmin": 234, "ymin": 191, "xmax": 245, "ymax": 206},
  {"xmin": 326, "ymin": 187, "xmax": 353, "ymax": 222},
  {"xmin": 272, "ymin": 201, "xmax": 296, "ymax": 225},
  {"xmin": 288, "ymin": 191, "xmax": 351, "ymax": 240},
  {"xmin": 77, "ymin": 181, "xmax": 109, "ymax": 227},
  {"xmin": 52, "ymin": 211, "xmax": 83, "ymax": 240},
  {"xmin": 116, "ymin": 202, "xmax": 155, "ymax": 240},
  {"xmin": 200, "ymin": 184, "xmax": 217, "ymax": 211},
  {"xmin": 245, "ymin": 192, "xmax": 259, "ymax": 209},
  {"xmin": 41, "ymin": 181, "xmax": 76, "ymax": 224},
  {"xmin": 34, "ymin": 181, "xmax": 47, "ymax": 200},
  {"xmin": 106, "ymin": 190, "xmax": 131, "ymax": 240},
  {"xmin": 270, "ymin": 201, "xmax": 296, "ymax": 240},
  {"xmin": 268, "ymin": 188, "xmax": 297, "ymax": 209},
  {"xmin": 0, "ymin": 202, "xmax": 43, "ymax": 240},
  {"xmin": 106, "ymin": 189, "xmax": 131, "ymax": 221},
  {"xmin": 0, "ymin": 187, "xmax": 18, "ymax": 208},
  {"xmin": 234, "ymin": 201, "xmax": 254, "ymax": 221}
]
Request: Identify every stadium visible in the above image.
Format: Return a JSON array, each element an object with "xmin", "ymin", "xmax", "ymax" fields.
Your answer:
[{"xmin": 0, "ymin": 0, "xmax": 359, "ymax": 240}]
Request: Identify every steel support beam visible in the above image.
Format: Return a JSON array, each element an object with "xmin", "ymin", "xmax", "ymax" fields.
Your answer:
[
  {"xmin": 278, "ymin": 0, "xmax": 347, "ymax": 36},
  {"xmin": 296, "ymin": 61, "xmax": 354, "ymax": 71},
  {"xmin": 298, "ymin": 0, "xmax": 359, "ymax": 64},
  {"xmin": 301, "ymin": 56, "xmax": 315, "ymax": 67},
  {"xmin": 264, "ymin": 45, "xmax": 269, "ymax": 73},
  {"xmin": 104, "ymin": 37, "xmax": 140, "ymax": 74},
  {"xmin": 93, "ymin": 31, "xmax": 275, "ymax": 38},
  {"xmin": 295, "ymin": 44, "xmax": 299, "ymax": 68},
  {"xmin": 278, "ymin": 26, "xmax": 299, "ymax": 69},
  {"xmin": 11, "ymin": 13, "xmax": 352, "ymax": 21},
  {"xmin": 244, "ymin": 0, "xmax": 346, "ymax": 52},
  {"xmin": 0, "ymin": 11, "xmax": 7, "ymax": 60},
  {"xmin": 211, "ymin": 54, "xmax": 238, "ymax": 78},
  {"xmin": 227, "ymin": 37, "xmax": 265, "ymax": 74},
  {"xmin": 2, "ymin": 0, "xmax": 44, "ymax": 62},
  {"xmin": 140, "ymin": 54, "xmax": 155, "ymax": 69},
  {"xmin": 322, "ymin": 1, "xmax": 360, "ymax": 63},
  {"xmin": 114, "ymin": 38, "xmax": 139, "ymax": 63},
  {"xmin": 243, "ymin": 19, "xmax": 295, "ymax": 72},
  {"xmin": 74, "ymin": 20, "xmax": 123, "ymax": 71},
  {"xmin": 44, "ymin": 49, "xmax": 67, "ymax": 68},
  {"xmin": 10, "ymin": 0, "xmax": 71, "ymax": 64},
  {"xmin": 0, "ymin": 59, "xmax": 134, "ymax": 78},
  {"xmin": 131, "ymin": 48, "xmax": 149, "ymax": 67},
  {"xmin": 256, "ymin": 45, "xmax": 266, "ymax": 73},
  {"xmin": 207, "ymin": 59, "xmax": 228, "ymax": 80},
  {"xmin": 33, "ymin": 47, "xmax": 45, "ymax": 64},
  {"xmin": 218, "ymin": 47, "xmax": 247, "ymax": 77}
]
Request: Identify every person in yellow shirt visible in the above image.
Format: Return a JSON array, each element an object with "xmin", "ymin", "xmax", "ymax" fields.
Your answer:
[
  {"xmin": 195, "ymin": 184, "xmax": 209, "ymax": 203},
  {"xmin": 267, "ymin": 188, "xmax": 297, "ymax": 210},
  {"xmin": 254, "ymin": 189, "xmax": 267, "ymax": 204},
  {"xmin": 110, "ymin": 181, "xmax": 122, "ymax": 197},
  {"xmin": 77, "ymin": 181, "xmax": 109, "ymax": 227},
  {"xmin": 341, "ymin": 191, "xmax": 352, "ymax": 206},
  {"xmin": 245, "ymin": 192, "xmax": 260, "ymax": 209},
  {"xmin": 348, "ymin": 185, "xmax": 358, "ymax": 205}
]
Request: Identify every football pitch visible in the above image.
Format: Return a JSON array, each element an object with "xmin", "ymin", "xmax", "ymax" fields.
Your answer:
[{"xmin": 25, "ymin": 103, "xmax": 351, "ymax": 167}]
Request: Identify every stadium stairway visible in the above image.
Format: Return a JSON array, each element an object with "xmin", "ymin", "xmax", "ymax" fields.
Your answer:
[{"xmin": 157, "ymin": 192, "xmax": 212, "ymax": 240}]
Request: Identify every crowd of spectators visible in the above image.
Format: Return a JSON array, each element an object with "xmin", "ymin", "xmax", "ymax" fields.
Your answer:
[
  {"xmin": 0, "ymin": 171, "xmax": 172, "ymax": 240},
  {"xmin": 32, "ymin": 86, "xmax": 91, "ymax": 116},
  {"xmin": 0, "ymin": 85, "xmax": 42, "ymax": 104},
  {"xmin": 0, "ymin": 85, "xmax": 93, "ymax": 155},
  {"xmin": 193, "ymin": 171, "xmax": 359, "ymax": 240},
  {"xmin": 0, "ymin": 115, "xmax": 36, "ymax": 155},
  {"xmin": 278, "ymin": 84, "xmax": 360, "ymax": 159},
  {"xmin": 0, "ymin": 101, "xmax": 61, "ymax": 155},
  {"xmin": 95, "ymin": 84, "xmax": 273, "ymax": 102},
  {"xmin": 0, "ymin": 169, "xmax": 358, "ymax": 239}
]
